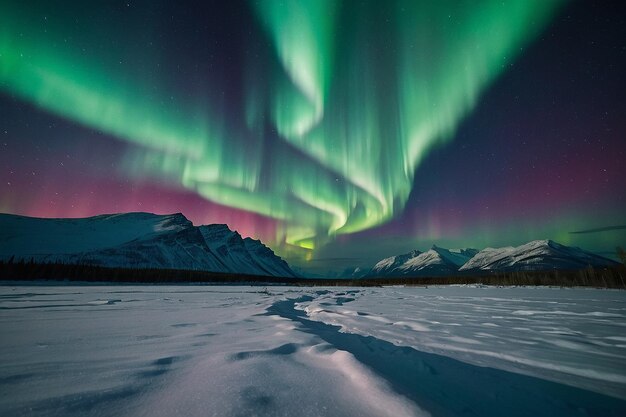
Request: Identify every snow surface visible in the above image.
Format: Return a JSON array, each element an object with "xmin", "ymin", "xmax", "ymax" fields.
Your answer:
[{"xmin": 1, "ymin": 285, "xmax": 625, "ymax": 416}]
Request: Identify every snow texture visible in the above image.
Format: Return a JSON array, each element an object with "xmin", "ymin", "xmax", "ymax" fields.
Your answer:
[{"xmin": 1, "ymin": 284, "xmax": 625, "ymax": 417}]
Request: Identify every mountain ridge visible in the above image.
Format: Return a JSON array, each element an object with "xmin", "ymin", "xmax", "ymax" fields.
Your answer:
[
  {"xmin": 0, "ymin": 212, "xmax": 296, "ymax": 277},
  {"xmin": 368, "ymin": 245, "xmax": 478, "ymax": 278},
  {"xmin": 459, "ymin": 239, "xmax": 618, "ymax": 272},
  {"xmin": 363, "ymin": 240, "xmax": 618, "ymax": 278}
]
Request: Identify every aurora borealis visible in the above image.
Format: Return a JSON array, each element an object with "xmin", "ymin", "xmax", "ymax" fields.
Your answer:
[{"xmin": 1, "ymin": 1, "xmax": 625, "ymax": 275}]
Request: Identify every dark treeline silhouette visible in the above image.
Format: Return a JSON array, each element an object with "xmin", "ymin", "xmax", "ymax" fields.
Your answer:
[
  {"xmin": 1, "ymin": 259, "xmax": 625, "ymax": 288},
  {"xmin": 357, "ymin": 265, "xmax": 626, "ymax": 288},
  {"xmin": 0, "ymin": 259, "xmax": 297, "ymax": 285}
]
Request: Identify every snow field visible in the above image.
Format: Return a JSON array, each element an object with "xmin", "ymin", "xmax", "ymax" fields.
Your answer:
[
  {"xmin": 1, "ymin": 284, "xmax": 625, "ymax": 416},
  {"xmin": 300, "ymin": 286, "xmax": 626, "ymax": 399}
]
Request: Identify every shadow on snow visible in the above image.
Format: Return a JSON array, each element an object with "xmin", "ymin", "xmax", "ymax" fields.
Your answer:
[{"xmin": 267, "ymin": 295, "xmax": 626, "ymax": 417}]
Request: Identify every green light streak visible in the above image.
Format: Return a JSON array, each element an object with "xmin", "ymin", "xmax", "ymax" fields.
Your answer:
[
  {"xmin": 248, "ymin": 0, "xmax": 563, "ymax": 247},
  {"xmin": 0, "ymin": 1, "xmax": 563, "ymax": 253},
  {"xmin": 253, "ymin": 0, "xmax": 337, "ymax": 138}
]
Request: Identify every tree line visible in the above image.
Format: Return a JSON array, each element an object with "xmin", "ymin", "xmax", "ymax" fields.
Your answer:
[{"xmin": 1, "ymin": 258, "xmax": 625, "ymax": 288}]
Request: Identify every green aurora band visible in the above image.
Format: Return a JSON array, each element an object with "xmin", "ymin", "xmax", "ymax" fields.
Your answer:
[{"xmin": 0, "ymin": 1, "xmax": 563, "ymax": 253}]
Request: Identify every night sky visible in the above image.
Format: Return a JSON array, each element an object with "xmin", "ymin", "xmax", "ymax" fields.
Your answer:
[{"xmin": 1, "ymin": 0, "xmax": 625, "ymax": 275}]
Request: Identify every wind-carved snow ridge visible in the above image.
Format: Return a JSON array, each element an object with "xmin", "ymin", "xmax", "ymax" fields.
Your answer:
[
  {"xmin": 0, "ymin": 212, "xmax": 296, "ymax": 277},
  {"xmin": 269, "ymin": 289, "xmax": 626, "ymax": 416},
  {"xmin": 298, "ymin": 287, "xmax": 626, "ymax": 403},
  {"xmin": 1, "ymin": 285, "xmax": 625, "ymax": 416}
]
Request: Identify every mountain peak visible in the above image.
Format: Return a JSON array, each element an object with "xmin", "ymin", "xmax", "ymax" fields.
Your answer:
[
  {"xmin": 460, "ymin": 239, "xmax": 617, "ymax": 272},
  {"xmin": 371, "ymin": 248, "xmax": 422, "ymax": 275},
  {"xmin": 369, "ymin": 245, "xmax": 473, "ymax": 277},
  {"xmin": 365, "ymin": 239, "xmax": 617, "ymax": 278},
  {"xmin": 0, "ymin": 212, "xmax": 296, "ymax": 278}
]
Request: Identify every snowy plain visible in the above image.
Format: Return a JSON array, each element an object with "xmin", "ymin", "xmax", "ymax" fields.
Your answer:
[{"xmin": 1, "ymin": 284, "xmax": 625, "ymax": 417}]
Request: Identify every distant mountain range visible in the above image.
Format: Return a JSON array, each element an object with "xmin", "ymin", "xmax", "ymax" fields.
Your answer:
[
  {"xmin": 458, "ymin": 239, "xmax": 618, "ymax": 272},
  {"xmin": 369, "ymin": 246, "xmax": 478, "ymax": 277},
  {"xmin": 362, "ymin": 240, "xmax": 618, "ymax": 278},
  {"xmin": 0, "ymin": 212, "xmax": 619, "ymax": 279},
  {"xmin": 0, "ymin": 212, "xmax": 296, "ymax": 277}
]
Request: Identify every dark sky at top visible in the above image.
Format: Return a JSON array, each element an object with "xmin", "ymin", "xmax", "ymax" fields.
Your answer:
[{"xmin": 0, "ymin": 0, "xmax": 624, "ymax": 273}]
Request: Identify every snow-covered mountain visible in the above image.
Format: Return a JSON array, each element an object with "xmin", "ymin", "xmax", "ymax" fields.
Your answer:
[
  {"xmin": 199, "ymin": 224, "xmax": 295, "ymax": 277},
  {"xmin": 364, "ymin": 240, "xmax": 617, "ymax": 278},
  {"xmin": 0, "ymin": 212, "xmax": 296, "ymax": 277},
  {"xmin": 368, "ymin": 246, "xmax": 477, "ymax": 277},
  {"xmin": 370, "ymin": 250, "xmax": 422, "ymax": 276},
  {"xmin": 346, "ymin": 266, "xmax": 370, "ymax": 279},
  {"xmin": 459, "ymin": 239, "xmax": 618, "ymax": 272}
]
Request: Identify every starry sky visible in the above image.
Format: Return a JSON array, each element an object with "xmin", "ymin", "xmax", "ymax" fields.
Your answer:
[{"xmin": 1, "ymin": 0, "xmax": 625, "ymax": 275}]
